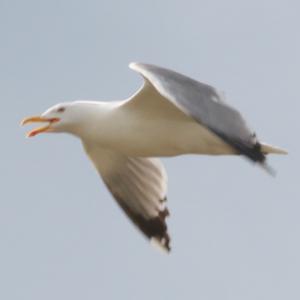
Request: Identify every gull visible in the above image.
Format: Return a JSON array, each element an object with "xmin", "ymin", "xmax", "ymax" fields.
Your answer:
[{"xmin": 21, "ymin": 63, "xmax": 287, "ymax": 252}]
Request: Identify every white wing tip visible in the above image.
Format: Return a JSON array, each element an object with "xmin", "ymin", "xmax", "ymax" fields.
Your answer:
[
  {"xmin": 129, "ymin": 62, "xmax": 140, "ymax": 70},
  {"xmin": 150, "ymin": 237, "xmax": 170, "ymax": 254}
]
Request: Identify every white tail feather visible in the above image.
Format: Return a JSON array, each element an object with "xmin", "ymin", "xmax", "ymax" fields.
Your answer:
[{"xmin": 260, "ymin": 143, "xmax": 288, "ymax": 155}]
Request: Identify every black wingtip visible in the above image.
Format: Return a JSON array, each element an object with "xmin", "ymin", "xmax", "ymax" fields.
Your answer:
[
  {"xmin": 208, "ymin": 129, "xmax": 278, "ymax": 175},
  {"xmin": 115, "ymin": 196, "xmax": 171, "ymax": 252},
  {"xmin": 231, "ymin": 140, "xmax": 267, "ymax": 163},
  {"xmin": 145, "ymin": 208, "xmax": 171, "ymax": 252},
  {"xmin": 228, "ymin": 140, "xmax": 277, "ymax": 176},
  {"xmin": 209, "ymin": 129, "xmax": 266, "ymax": 163}
]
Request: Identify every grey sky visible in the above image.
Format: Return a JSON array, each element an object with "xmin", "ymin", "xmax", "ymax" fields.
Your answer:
[{"xmin": 1, "ymin": 0, "xmax": 299, "ymax": 299}]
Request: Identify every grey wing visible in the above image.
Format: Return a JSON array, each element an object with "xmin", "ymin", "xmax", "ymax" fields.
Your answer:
[
  {"xmin": 100, "ymin": 155, "xmax": 171, "ymax": 252},
  {"xmin": 130, "ymin": 62, "xmax": 266, "ymax": 163}
]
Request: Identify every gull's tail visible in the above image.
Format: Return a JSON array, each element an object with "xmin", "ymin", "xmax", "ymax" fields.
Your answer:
[{"xmin": 260, "ymin": 143, "xmax": 288, "ymax": 155}]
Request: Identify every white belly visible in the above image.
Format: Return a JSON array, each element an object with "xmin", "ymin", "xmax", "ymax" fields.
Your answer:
[
  {"xmin": 116, "ymin": 121, "xmax": 235, "ymax": 157},
  {"xmin": 88, "ymin": 104, "xmax": 236, "ymax": 157}
]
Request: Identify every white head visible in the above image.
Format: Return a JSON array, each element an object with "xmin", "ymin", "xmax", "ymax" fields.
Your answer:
[{"xmin": 21, "ymin": 101, "xmax": 100, "ymax": 138}]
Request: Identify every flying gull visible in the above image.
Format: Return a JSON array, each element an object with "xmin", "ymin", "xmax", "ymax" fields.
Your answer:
[{"xmin": 21, "ymin": 63, "xmax": 287, "ymax": 252}]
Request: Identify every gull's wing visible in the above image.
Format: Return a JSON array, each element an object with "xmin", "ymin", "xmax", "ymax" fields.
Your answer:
[
  {"xmin": 129, "ymin": 62, "xmax": 266, "ymax": 164},
  {"xmin": 85, "ymin": 147, "xmax": 171, "ymax": 251}
]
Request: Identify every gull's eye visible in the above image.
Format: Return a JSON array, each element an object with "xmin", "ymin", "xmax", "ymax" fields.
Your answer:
[{"xmin": 57, "ymin": 107, "xmax": 65, "ymax": 113}]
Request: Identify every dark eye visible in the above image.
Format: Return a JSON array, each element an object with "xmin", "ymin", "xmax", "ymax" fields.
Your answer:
[{"xmin": 57, "ymin": 107, "xmax": 65, "ymax": 113}]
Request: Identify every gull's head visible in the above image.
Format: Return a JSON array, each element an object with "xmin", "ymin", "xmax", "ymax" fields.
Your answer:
[{"xmin": 21, "ymin": 102, "xmax": 92, "ymax": 137}]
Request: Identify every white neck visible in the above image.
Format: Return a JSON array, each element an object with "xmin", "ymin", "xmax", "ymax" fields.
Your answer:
[{"xmin": 66, "ymin": 100, "xmax": 122, "ymax": 141}]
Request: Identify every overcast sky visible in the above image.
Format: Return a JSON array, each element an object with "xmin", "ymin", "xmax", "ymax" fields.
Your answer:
[{"xmin": 1, "ymin": 0, "xmax": 299, "ymax": 299}]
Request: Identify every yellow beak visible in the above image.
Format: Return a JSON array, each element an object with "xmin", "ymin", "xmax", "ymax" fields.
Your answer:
[{"xmin": 21, "ymin": 116, "xmax": 60, "ymax": 137}]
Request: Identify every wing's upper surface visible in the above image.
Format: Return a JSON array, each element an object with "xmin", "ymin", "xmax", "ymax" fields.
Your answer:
[{"xmin": 129, "ymin": 62, "xmax": 266, "ymax": 163}]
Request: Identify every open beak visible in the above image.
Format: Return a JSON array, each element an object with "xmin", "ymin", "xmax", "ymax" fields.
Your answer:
[{"xmin": 21, "ymin": 116, "xmax": 60, "ymax": 137}]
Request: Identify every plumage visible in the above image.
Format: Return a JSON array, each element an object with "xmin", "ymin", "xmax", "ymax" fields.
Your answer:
[
  {"xmin": 22, "ymin": 63, "xmax": 287, "ymax": 252},
  {"xmin": 130, "ymin": 63, "xmax": 265, "ymax": 163}
]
